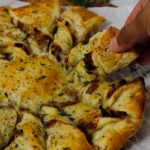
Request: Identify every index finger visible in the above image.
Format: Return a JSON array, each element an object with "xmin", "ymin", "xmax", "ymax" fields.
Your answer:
[{"xmin": 125, "ymin": 0, "xmax": 149, "ymax": 25}]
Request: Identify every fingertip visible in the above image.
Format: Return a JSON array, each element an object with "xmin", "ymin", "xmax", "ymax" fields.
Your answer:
[
  {"xmin": 137, "ymin": 49, "xmax": 150, "ymax": 66},
  {"xmin": 137, "ymin": 57, "xmax": 150, "ymax": 66},
  {"xmin": 109, "ymin": 38, "xmax": 123, "ymax": 52}
]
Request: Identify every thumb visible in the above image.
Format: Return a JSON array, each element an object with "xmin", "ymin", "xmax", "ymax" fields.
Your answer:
[{"xmin": 110, "ymin": 2, "xmax": 150, "ymax": 52}]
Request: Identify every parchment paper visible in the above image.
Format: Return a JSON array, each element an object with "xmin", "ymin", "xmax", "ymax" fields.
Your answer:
[{"xmin": 0, "ymin": 0, "xmax": 150, "ymax": 149}]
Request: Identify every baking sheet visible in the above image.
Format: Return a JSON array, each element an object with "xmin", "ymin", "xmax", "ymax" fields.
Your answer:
[{"xmin": 0, "ymin": 0, "xmax": 150, "ymax": 149}]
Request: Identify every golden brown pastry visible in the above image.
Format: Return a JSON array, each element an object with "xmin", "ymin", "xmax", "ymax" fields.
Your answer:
[
  {"xmin": 102, "ymin": 77, "xmax": 146, "ymax": 125},
  {"xmin": 51, "ymin": 21, "xmax": 73, "ymax": 55},
  {"xmin": 61, "ymin": 6, "xmax": 105, "ymax": 43},
  {"xmin": 5, "ymin": 112, "xmax": 45, "ymax": 150},
  {"xmin": 67, "ymin": 61, "xmax": 96, "ymax": 92},
  {"xmin": 0, "ymin": 46, "xmax": 29, "ymax": 60},
  {"xmin": 9, "ymin": 0, "xmax": 60, "ymax": 53},
  {"xmin": 42, "ymin": 106, "xmax": 93, "ymax": 150},
  {"xmin": 46, "ymin": 122, "xmax": 93, "ymax": 150},
  {"xmin": 9, "ymin": 0, "xmax": 60, "ymax": 36},
  {"xmin": 0, "ymin": 54, "xmax": 66, "ymax": 113},
  {"xmin": 0, "ymin": 7, "xmax": 13, "ymax": 31},
  {"xmin": 92, "ymin": 27, "xmax": 138, "ymax": 75},
  {"xmin": 92, "ymin": 118, "xmax": 137, "ymax": 150},
  {"xmin": 0, "ymin": 107, "xmax": 17, "ymax": 149},
  {"xmin": 80, "ymin": 78, "xmax": 146, "ymax": 150},
  {"xmin": 0, "ymin": 1, "xmax": 147, "ymax": 150},
  {"xmin": 62, "ymin": 102, "xmax": 101, "ymax": 123},
  {"xmin": 0, "ymin": 7, "xmax": 27, "ymax": 48}
]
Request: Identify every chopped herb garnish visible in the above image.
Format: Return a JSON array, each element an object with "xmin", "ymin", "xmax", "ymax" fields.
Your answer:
[
  {"xmin": 96, "ymin": 93, "xmax": 101, "ymax": 96},
  {"xmin": 59, "ymin": 110, "xmax": 68, "ymax": 116},
  {"xmin": 130, "ymin": 93, "xmax": 135, "ymax": 99},
  {"xmin": 18, "ymin": 67, "xmax": 24, "ymax": 71},
  {"xmin": 36, "ymin": 75, "xmax": 47, "ymax": 80},
  {"xmin": 84, "ymin": 110, "xmax": 90, "ymax": 112},
  {"xmin": 77, "ymin": 75, "xmax": 82, "ymax": 80},
  {"xmin": 58, "ymin": 93, "xmax": 64, "ymax": 96},
  {"xmin": 32, "ymin": 10, "xmax": 38, "ymax": 13},
  {"xmin": 63, "ymin": 148, "xmax": 71, "ymax": 150},
  {"xmin": 3, "ymin": 8, "xmax": 9, "ymax": 13},
  {"xmin": 40, "ymin": 63, "xmax": 46, "ymax": 66},
  {"xmin": 59, "ymin": 110, "xmax": 74, "ymax": 121},
  {"xmin": 68, "ymin": 80, "xmax": 74, "ymax": 83},
  {"xmin": 83, "ymin": 81, "xmax": 90, "ymax": 86},
  {"xmin": 4, "ymin": 92, "xmax": 8, "ymax": 97}
]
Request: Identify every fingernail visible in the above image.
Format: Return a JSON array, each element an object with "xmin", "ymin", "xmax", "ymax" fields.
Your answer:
[{"xmin": 109, "ymin": 38, "xmax": 122, "ymax": 52}]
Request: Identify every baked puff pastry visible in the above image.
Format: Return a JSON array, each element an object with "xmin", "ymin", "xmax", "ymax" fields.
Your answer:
[
  {"xmin": 42, "ymin": 106, "xmax": 93, "ymax": 150},
  {"xmin": 5, "ymin": 112, "xmax": 45, "ymax": 150},
  {"xmin": 0, "ymin": 7, "xmax": 27, "ymax": 48},
  {"xmin": 9, "ymin": 0, "xmax": 60, "ymax": 37},
  {"xmin": 0, "ymin": 1, "xmax": 147, "ymax": 150},
  {"xmin": 78, "ymin": 78, "xmax": 147, "ymax": 150},
  {"xmin": 61, "ymin": 6, "xmax": 105, "ymax": 43},
  {"xmin": 0, "ymin": 55, "xmax": 66, "ymax": 113},
  {"xmin": 0, "ymin": 107, "xmax": 17, "ymax": 149},
  {"xmin": 92, "ymin": 27, "xmax": 138, "ymax": 76},
  {"xmin": 9, "ymin": 0, "xmax": 60, "ymax": 54}
]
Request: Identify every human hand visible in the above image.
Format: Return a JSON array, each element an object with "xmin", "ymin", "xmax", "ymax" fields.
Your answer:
[{"xmin": 110, "ymin": 0, "xmax": 150, "ymax": 65}]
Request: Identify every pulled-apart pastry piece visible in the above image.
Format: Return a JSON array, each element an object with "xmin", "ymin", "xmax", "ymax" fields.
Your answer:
[
  {"xmin": 68, "ymin": 27, "xmax": 138, "ymax": 77},
  {"xmin": 61, "ymin": 6, "xmax": 105, "ymax": 43},
  {"xmin": 92, "ymin": 27, "xmax": 138, "ymax": 75},
  {"xmin": 0, "ymin": 107, "xmax": 17, "ymax": 149},
  {"xmin": 5, "ymin": 112, "xmax": 45, "ymax": 150}
]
